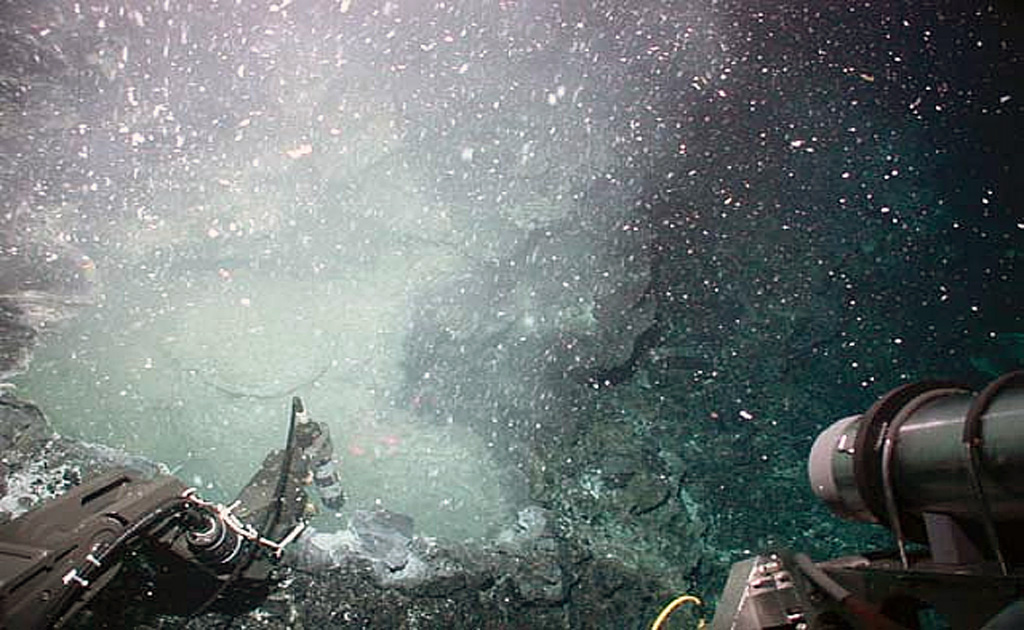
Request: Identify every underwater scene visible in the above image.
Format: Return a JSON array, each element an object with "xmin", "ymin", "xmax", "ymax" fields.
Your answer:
[{"xmin": 0, "ymin": 0, "xmax": 1021, "ymax": 628}]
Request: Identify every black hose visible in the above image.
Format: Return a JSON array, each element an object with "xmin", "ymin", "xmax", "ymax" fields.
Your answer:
[
  {"xmin": 51, "ymin": 496, "xmax": 192, "ymax": 628},
  {"xmin": 184, "ymin": 396, "xmax": 304, "ymax": 625}
]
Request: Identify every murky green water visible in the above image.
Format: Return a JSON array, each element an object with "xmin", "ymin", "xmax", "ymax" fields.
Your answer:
[{"xmin": 16, "ymin": 258, "xmax": 516, "ymax": 539}]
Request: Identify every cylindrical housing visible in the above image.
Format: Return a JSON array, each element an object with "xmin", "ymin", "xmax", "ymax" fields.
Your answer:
[
  {"xmin": 186, "ymin": 510, "xmax": 243, "ymax": 566},
  {"xmin": 809, "ymin": 377, "xmax": 1024, "ymax": 526}
]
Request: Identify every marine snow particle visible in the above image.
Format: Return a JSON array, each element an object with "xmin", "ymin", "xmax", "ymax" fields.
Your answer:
[{"xmin": 286, "ymin": 144, "xmax": 313, "ymax": 159}]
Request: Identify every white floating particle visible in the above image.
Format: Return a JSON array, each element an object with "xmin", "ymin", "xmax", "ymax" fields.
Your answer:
[
  {"xmin": 739, "ymin": 409, "xmax": 754, "ymax": 421},
  {"xmin": 285, "ymin": 144, "xmax": 313, "ymax": 159}
]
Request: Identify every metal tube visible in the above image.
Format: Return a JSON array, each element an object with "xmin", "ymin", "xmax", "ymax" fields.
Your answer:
[{"xmin": 809, "ymin": 376, "xmax": 1024, "ymax": 524}]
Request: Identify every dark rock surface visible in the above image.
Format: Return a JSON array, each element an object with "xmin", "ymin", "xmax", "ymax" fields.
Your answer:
[
  {"xmin": 0, "ymin": 239, "xmax": 98, "ymax": 381},
  {"xmin": 184, "ymin": 533, "xmax": 678, "ymax": 630},
  {"xmin": 0, "ymin": 393, "xmax": 164, "ymax": 523}
]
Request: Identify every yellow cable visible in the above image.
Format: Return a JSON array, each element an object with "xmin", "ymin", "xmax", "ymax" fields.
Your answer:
[{"xmin": 650, "ymin": 594, "xmax": 705, "ymax": 630}]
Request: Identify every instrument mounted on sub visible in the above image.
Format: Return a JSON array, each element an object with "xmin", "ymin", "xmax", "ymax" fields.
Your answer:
[{"xmin": 0, "ymin": 396, "xmax": 343, "ymax": 629}]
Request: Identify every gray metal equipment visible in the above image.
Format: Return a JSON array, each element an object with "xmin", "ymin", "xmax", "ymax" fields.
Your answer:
[
  {"xmin": 713, "ymin": 371, "xmax": 1024, "ymax": 630},
  {"xmin": 0, "ymin": 396, "xmax": 337, "ymax": 629}
]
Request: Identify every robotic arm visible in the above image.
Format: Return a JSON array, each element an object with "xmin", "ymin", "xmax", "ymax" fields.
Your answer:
[{"xmin": 0, "ymin": 396, "xmax": 341, "ymax": 629}]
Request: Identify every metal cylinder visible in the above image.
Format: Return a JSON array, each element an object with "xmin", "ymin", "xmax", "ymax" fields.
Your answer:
[
  {"xmin": 186, "ymin": 510, "xmax": 243, "ymax": 566},
  {"xmin": 809, "ymin": 374, "xmax": 1024, "ymax": 526}
]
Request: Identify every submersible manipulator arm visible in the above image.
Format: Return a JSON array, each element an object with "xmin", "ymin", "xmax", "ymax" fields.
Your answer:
[
  {"xmin": 708, "ymin": 371, "xmax": 1024, "ymax": 630},
  {"xmin": 0, "ymin": 396, "xmax": 342, "ymax": 629}
]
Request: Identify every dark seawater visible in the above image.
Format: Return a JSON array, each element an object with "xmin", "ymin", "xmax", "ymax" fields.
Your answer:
[
  {"xmin": 0, "ymin": 0, "xmax": 1021, "ymax": 624},
  {"xmin": 658, "ymin": 0, "xmax": 1024, "ymax": 551}
]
